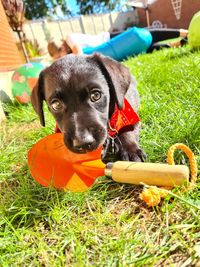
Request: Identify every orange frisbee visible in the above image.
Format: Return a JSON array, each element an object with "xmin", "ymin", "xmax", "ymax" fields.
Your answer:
[{"xmin": 28, "ymin": 133, "xmax": 105, "ymax": 192}]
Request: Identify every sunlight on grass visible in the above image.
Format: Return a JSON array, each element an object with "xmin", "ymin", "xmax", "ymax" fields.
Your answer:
[{"xmin": 0, "ymin": 46, "xmax": 200, "ymax": 266}]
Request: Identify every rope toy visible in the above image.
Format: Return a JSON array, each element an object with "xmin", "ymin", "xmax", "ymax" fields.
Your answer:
[{"xmin": 140, "ymin": 143, "xmax": 198, "ymax": 207}]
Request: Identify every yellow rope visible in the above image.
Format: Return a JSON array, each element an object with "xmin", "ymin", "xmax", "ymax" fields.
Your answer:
[
  {"xmin": 140, "ymin": 143, "xmax": 198, "ymax": 206},
  {"xmin": 167, "ymin": 143, "xmax": 198, "ymax": 186}
]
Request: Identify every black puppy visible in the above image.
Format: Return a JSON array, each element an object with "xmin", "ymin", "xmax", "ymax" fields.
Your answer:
[{"xmin": 31, "ymin": 53, "xmax": 146, "ymax": 162}]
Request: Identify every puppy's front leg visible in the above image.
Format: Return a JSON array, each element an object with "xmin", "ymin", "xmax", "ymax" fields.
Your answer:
[{"xmin": 118, "ymin": 123, "xmax": 146, "ymax": 162}]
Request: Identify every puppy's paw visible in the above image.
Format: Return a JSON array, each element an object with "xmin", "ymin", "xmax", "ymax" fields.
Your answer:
[{"xmin": 128, "ymin": 148, "xmax": 147, "ymax": 162}]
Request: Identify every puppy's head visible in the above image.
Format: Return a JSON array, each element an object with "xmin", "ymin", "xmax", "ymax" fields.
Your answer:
[{"xmin": 31, "ymin": 54, "xmax": 131, "ymax": 153}]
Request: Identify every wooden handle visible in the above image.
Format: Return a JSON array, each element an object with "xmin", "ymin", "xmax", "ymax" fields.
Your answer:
[{"xmin": 108, "ymin": 162, "xmax": 189, "ymax": 187}]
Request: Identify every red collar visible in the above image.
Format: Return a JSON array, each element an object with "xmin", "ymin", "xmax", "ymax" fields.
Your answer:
[{"xmin": 55, "ymin": 98, "xmax": 140, "ymax": 135}]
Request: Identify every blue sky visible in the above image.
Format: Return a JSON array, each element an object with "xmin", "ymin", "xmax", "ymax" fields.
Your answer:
[{"xmin": 67, "ymin": 0, "xmax": 79, "ymax": 15}]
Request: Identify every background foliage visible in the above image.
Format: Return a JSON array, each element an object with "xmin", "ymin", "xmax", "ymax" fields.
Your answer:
[{"xmin": 24, "ymin": 0, "xmax": 121, "ymax": 19}]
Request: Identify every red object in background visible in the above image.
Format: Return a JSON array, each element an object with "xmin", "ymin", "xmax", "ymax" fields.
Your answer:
[{"xmin": 28, "ymin": 133, "xmax": 105, "ymax": 192}]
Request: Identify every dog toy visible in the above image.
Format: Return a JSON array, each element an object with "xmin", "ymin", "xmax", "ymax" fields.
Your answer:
[
  {"xmin": 28, "ymin": 134, "xmax": 197, "ymax": 205},
  {"xmin": 28, "ymin": 133, "xmax": 105, "ymax": 192},
  {"xmin": 140, "ymin": 143, "xmax": 198, "ymax": 206}
]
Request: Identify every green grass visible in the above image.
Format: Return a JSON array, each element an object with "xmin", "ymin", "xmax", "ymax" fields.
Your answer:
[{"xmin": 0, "ymin": 46, "xmax": 200, "ymax": 266}]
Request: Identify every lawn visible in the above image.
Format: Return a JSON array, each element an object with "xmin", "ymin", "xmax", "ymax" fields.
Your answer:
[{"xmin": 0, "ymin": 46, "xmax": 200, "ymax": 266}]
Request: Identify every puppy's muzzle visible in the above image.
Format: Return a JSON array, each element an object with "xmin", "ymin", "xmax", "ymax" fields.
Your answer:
[
  {"xmin": 72, "ymin": 134, "xmax": 95, "ymax": 153},
  {"xmin": 73, "ymin": 136, "xmax": 94, "ymax": 153}
]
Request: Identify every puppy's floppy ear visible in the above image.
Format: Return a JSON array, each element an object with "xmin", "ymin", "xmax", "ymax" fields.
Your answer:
[
  {"xmin": 91, "ymin": 53, "xmax": 131, "ymax": 117},
  {"xmin": 31, "ymin": 71, "xmax": 45, "ymax": 126}
]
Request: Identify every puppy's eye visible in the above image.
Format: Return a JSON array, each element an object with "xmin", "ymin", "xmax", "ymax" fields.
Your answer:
[
  {"xmin": 90, "ymin": 90, "xmax": 101, "ymax": 102},
  {"xmin": 50, "ymin": 99, "xmax": 63, "ymax": 111}
]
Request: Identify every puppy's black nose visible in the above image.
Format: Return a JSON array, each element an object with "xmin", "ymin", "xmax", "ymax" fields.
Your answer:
[{"xmin": 73, "ymin": 136, "xmax": 95, "ymax": 152}]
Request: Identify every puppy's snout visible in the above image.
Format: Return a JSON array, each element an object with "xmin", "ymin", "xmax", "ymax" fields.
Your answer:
[{"xmin": 72, "ymin": 134, "xmax": 95, "ymax": 152}]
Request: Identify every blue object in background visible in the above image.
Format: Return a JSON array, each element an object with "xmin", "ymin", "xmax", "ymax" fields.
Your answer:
[{"xmin": 83, "ymin": 27, "xmax": 153, "ymax": 61}]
